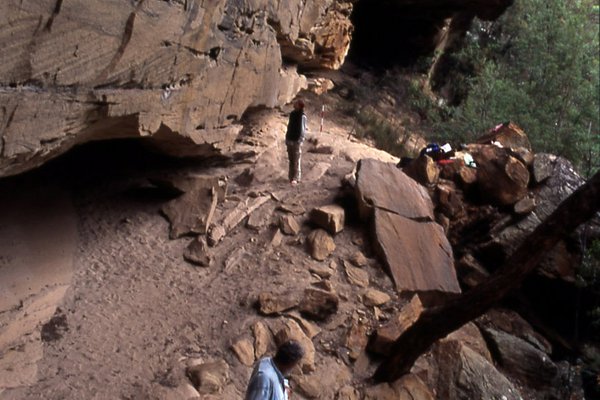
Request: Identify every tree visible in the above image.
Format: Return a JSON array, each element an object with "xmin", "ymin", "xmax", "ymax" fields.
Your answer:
[
  {"xmin": 374, "ymin": 171, "xmax": 600, "ymax": 382},
  {"xmin": 433, "ymin": 0, "xmax": 599, "ymax": 175}
]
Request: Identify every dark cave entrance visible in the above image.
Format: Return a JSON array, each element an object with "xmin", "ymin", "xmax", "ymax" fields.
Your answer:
[{"xmin": 348, "ymin": 1, "xmax": 452, "ymax": 69}]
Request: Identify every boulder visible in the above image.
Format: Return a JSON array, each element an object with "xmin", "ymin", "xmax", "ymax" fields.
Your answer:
[
  {"xmin": 306, "ymin": 229, "xmax": 336, "ymax": 261},
  {"xmin": 402, "ymin": 155, "xmax": 440, "ymax": 186},
  {"xmin": 481, "ymin": 328, "xmax": 562, "ymax": 395},
  {"xmin": 427, "ymin": 340, "xmax": 523, "ymax": 400},
  {"xmin": 476, "ymin": 308, "xmax": 552, "ymax": 356},
  {"xmin": 476, "ymin": 121, "xmax": 532, "ymax": 151},
  {"xmin": 481, "ymin": 156, "xmax": 596, "ymax": 280},
  {"xmin": 468, "ymin": 144, "xmax": 529, "ymax": 206},
  {"xmin": 310, "ymin": 205, "xmax": 345, "ymax": 234},
  {"xmin": 0, "ymin": 0, "xmax": 355, "ymax": 177},
  {"xmin": 186, "ymin": 360, "xmax": 230, "ymax": 395},
  {"xmin": 299, "ymin": 288, "xmax": 339, "ymax": 321}
]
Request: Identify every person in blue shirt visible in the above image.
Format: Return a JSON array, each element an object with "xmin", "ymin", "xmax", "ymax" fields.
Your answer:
[
  {"xmin": 285, "ymin": 100, "xmax": 308, "ymax": 186},
  {"xmin": 245, "ymin": 340, "xmax": 305, "ymax": 400}
]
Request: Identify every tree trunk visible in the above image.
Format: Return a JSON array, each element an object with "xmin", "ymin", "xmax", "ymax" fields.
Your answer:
[{"xmin": 374, "ymin": 171, "xmax": 600, "ymax": 383}]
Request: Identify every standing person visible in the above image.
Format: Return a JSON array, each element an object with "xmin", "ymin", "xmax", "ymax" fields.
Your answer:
[
  {"xmin": 245, "ymin": 340, "xmax": 305, "ymax": 400},
  {"xmin": 285, "ymin": 99, "xmax": 307, "ymax": 185}
]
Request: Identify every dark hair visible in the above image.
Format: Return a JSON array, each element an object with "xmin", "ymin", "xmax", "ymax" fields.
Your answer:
[
  {"xmin": 295, "ymin": 99, "xmax": 305, "ymax": 109},
  {"xmin": 274, "ymin": 340, "xmax": 304, "ymax": 366}
]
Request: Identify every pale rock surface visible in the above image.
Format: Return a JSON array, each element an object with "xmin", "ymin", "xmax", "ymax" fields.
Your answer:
[{"xmin": 0, "ymin": 0, "xmax": 355, "ymax": 177}]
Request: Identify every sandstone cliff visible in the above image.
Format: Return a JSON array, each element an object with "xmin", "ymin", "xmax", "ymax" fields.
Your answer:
[{"xmin": 0, "ymin": 0, "xmax": 353, "ymax": 177}]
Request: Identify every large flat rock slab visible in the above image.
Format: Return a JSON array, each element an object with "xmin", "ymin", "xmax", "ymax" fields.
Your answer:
[
  {"xmin": 355, "ymin": 158, "xmax": 434, "ymax": 221},
  {"xmin": 354, "ymin": 159, "xmax": 459, "ymax": 295},
  {"xmin": 372, "ymin": 209, "xmax": 460, "ymax": 294}
]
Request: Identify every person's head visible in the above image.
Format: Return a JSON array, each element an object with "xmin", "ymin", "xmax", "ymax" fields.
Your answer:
[
  {"xmin": 294, "ymin": 99, "xmax": 305, "ymax": 110},
  {"xmin": 273, "ymin": 340, "xmax": 304, "ymax": 374}
]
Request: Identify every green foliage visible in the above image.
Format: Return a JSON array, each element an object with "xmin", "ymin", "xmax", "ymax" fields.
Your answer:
[{"xmin": 426, "ymin": 0, "xmax": 600, "ymax": 175}]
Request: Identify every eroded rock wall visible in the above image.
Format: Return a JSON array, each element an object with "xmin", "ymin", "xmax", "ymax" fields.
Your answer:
[{"xmin": 0, "ymin": 0, "xmax": 353, "ymax": 177}]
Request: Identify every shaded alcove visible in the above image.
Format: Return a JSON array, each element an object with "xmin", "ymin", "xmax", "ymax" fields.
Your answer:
[{"xmin": 348, "ymin": 1, "xmax": 452, "ymax": 69}]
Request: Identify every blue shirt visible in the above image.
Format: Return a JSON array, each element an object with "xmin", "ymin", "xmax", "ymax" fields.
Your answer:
[{"xmin": 245, "ymin": 357, "xmax": 287, "ymax": 400}]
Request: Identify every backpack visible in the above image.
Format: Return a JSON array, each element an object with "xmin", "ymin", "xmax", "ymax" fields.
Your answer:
[{"xmin": 286, "ymin": 109, "xmax": 304, "ymax": 141}]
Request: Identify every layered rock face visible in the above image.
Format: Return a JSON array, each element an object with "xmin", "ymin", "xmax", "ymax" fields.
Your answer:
[{"xmin": 0, "ymin": 0, "xmax": 353, "ymax": 177}]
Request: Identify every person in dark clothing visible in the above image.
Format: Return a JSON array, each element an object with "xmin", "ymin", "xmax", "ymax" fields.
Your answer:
[{"xmin": 285, "ymin": 100, "xmax": 307, "ymax": 185}]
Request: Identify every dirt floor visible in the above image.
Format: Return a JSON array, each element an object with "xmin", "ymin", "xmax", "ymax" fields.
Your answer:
[{"xmin": 0, "ymin": 98, "xmax": 402, "ymax": 399}]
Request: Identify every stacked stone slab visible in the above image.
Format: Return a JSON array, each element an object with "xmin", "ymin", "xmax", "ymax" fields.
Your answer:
[{"xmin": 355, "ymin": 158, "xmax": 461, "ymax": 296}]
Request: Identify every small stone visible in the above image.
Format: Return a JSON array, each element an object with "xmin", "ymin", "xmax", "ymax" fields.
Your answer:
[
  {"xmin": 299, "ymin": 288, "xmax": 339, "ymax": 321},
  {"xmin": 280, "ymin": 215, "xmax": 301, "ymax": 236},
  {"xmin": 337, "ymin": 386, "xmax": 360, "ymax": 400},
  {"xmin": 270, "ymin": 228, "xmax": 283, "ymax": 247},
  {"xmin": 312, "ymin": 280, "xmax": 333, "ymax": 292},
  {"xmin": 207, "ymin": 225, "xmax": 226, "ymax": 246},
  {"xmin": 231, "ymin": 339, "xmax": 255, "ymax": 366},
  {"xmin": 514, "ymin": 195, "xmax": 536, "ymax": 215},
  {"xmin": 309, "ymin": 263, "xmax": 333, "ymax": 279},
  {"xmin": 252, "ymin": 321, "xmax": 272, "ymax": 359},
  {"xmin": 344, "ymin": 260, "xmax": 369, "ymax": 287},
  {"xmin": 277, "ymin": 203, "xmax": 306, "ymax": 215},
  {"xmin": 346, "ymin": 315, "xmax": 369, "ymax": 360},
  {"xmin": 286, "ymin": 312, "xmax": 322, "ymax": 339},
  {"xmin": 186, "ymin": 360, "xmax": 230, "ymax": 394},
  {"xmin": 306, "ymin": 229, "xmax": 336, "ymax": 261},
  {"xmin": 363, "ymin": 289, "xmax": 391, "ymax": 307},
  {"xmin": 310, "ymin": 205, "xmax": 345, "ymax": 234},
  {"xmin": 350, "ymin": 251, "xmax": 369, "ymax": 268},
  {"xmin": 257, "ymin": 292, "xmax": 299, "ymax": 315},
  {"xmin": 183, "ymin": 237, "xmax": 211, "ymax": 267}
]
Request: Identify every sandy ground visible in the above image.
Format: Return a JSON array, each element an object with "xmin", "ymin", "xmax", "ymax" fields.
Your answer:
[{"xmin": 0, "ymin": 103, "xmax": 400, "ymax": 399}]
